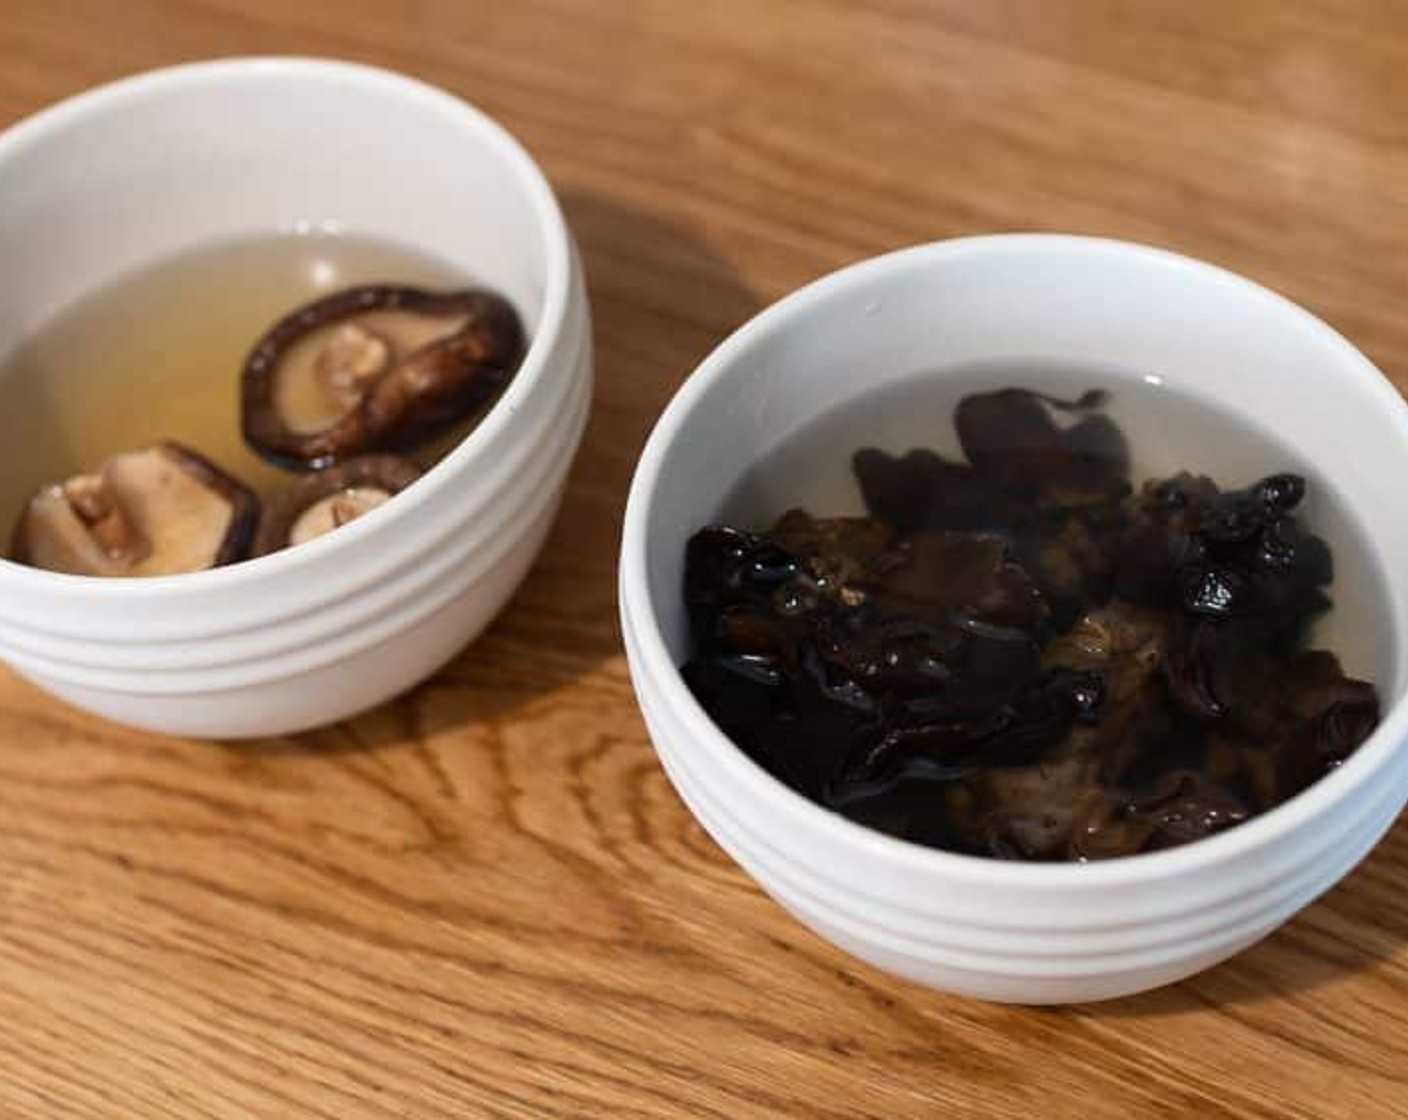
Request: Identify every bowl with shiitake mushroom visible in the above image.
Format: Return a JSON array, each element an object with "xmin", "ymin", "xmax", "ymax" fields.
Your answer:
[{"xmin": 0, "ymin": 59, "xmax": 591, "ymax": 736}]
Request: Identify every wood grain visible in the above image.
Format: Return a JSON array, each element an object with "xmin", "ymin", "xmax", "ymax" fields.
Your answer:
[{"xmin": 3, "ymin": 2, "xmax": 1408, "ymax": 1115}]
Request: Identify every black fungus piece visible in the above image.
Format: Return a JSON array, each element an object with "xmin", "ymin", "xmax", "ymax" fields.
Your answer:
[
  {"xmin": 1112, "ymin": 473, "xmax": 1218, "ymax": 607},
  {"xmin": 954, "ymin": 387, "xmax": 1130, "ymax": 501},
  {"xmin": 1138, "ymin": 772, "xmax": 1251, "ymax": 851},
  {"xmin": 1116, "ymin": 470, "xmax": 1331, "ymax": 637},
  {"xmin": 864, "ymin": 531, "xmax": 1049, "ymax": 632},
  {"xmin": 853, "ymin": 389, "xmax": 1137, "ymax": 629},
  {"xmin": 1163, "ymin": 619, "xmax": 1228, "ymax": 721},
  {"xmin": 853, "ymin": 448, "xmax": 1021, "ymax": 534},
  {"xmin": 1179, "ymin": 564, "xmax": 1245, "ymax": 620},
  {"xmin": 833, "ymin": 668, "xmax": 1105, "ymax": 796},
  {"xmin": 681, "ymin": 385, "xmax": 1382, "ymax": 860},
  {"xmin": 1072, "ymin": 772, "xmax": 1251, "ymax": 860},
  {"xmin": 685, "ymin": 527, "xmax": 800, "ymax": 625},
  {"xmin": 1225, "ymin": 649, "xmax": 1381, "ymax": 800}
]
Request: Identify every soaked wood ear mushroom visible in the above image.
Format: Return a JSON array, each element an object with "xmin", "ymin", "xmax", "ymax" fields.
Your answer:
[
  {"xmin": 241, "ymin": 285, "xmax": 526, "ymax": 470},
  {"xmin": 254, "ymin": 455, "xmax": 422, "ymax": 555},
  {"xmin": 683, "ymin": 387, "xmax": 1382, "ymax": 860},
  {"xmin": 9, "ymin": 442, "xmax": 258, "ymax": 576}
]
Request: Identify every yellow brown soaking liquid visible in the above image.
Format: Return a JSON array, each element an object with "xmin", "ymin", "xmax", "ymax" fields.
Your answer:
[{"xmin": 0, "ymin": 233, "xmax": 469, "ymax": 534}]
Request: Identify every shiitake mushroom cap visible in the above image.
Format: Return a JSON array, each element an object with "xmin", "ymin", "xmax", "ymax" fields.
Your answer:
[{"xmin": 241, "ymin": 285, "xmax": 525, "ymax": 471}]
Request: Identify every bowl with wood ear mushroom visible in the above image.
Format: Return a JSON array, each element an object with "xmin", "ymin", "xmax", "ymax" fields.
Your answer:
[
  {"xmin": 620, "ymin": 235, "xmax": 1408, "ymax": 1003},
  {"xmin": 0, "ymin": 58, "xmax": 592, "ymax": 737}
]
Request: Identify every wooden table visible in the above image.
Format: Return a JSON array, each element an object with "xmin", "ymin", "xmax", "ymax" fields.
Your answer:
[{"xmin": 3, "ymin": 3, "xmax": 1408, "ymax": 1116}]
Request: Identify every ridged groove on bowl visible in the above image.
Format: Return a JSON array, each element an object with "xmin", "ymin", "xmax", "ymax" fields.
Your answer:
[
  {"xmin": 639, "ymin": 655, "xmax": 1408, "ymax": 953},
  {"xmin": 0, "ymin": 359, "xmax": 591, "ymax": 692},
  {"xmin": 648, "ymin": 684, "xmax": 1403, "ymax": 973},
  {"xmin": 24, "ymin": 480, "xmax": 571, "ymax": 735},
  {"xmin": 682, "ymin": 749, "xmax": 1400, "ymax": 965},
  {"xmin": 0, "ymin": 316, "xmax": 591, "ymax": 676},
  {"xmin": 623, "ymin": 601, "xmax": 1408, "ymax": 942},
  {"xmin": 789, "ymin": 908, "xmax": 1265, "ymax": 1004}
]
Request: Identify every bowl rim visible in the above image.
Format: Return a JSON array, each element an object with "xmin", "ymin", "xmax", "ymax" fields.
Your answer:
[
  {"xmin": 0, "ymin": 55, "xmax": 573, "ymax": 598},
  {"xmin": 620, "ymin": 231, "xmax": 1408, "ymax": 888}
]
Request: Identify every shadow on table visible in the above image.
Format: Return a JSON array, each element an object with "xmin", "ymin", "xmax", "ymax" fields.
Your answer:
[{"xmin": 233, "ymin": 188, "xmax": 763, "ymax": 758}]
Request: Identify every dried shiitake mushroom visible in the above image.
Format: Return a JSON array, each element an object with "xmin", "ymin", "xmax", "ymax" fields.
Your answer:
[
  {"xmin": 241, "ymin": 285, "xmax": 525, "ymax": 470},
  {"xmin": 9, "ymin": 442, "xmax": 258, "ymax": 576},
  {"xmin": 254, "ymin": 454, "xmax": 422, "ymax": 555}
]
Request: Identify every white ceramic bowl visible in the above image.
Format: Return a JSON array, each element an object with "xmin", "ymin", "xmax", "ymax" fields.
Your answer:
[
  {"xmin": 0, "ymin": 58, "xmax": 591, "ymax": 737},
  {"xmin": 620, "ymin": 235, "xmax": 1408, "ymax": 1003}
]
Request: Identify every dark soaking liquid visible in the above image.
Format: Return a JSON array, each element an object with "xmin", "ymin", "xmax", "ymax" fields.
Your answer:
[
  {"xmin": 682, "ymin": 365, "xmax": 1389, "ymax": 861},
  {"xmin": 0, "ymin": 233, "xmax": 468, "ymax": 531}
]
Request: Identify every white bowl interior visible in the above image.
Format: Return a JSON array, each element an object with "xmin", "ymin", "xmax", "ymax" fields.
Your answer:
[
  {"xmin": 642, "ymin": 237, "xmax": 1408, "ymax": 702},
  {"xmin": 0, "ymin": 60, "xmax": 550, "ymax": 348}
]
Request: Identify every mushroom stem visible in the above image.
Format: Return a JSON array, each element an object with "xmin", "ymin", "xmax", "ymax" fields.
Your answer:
[{"xmin": 63, "ymin": 474, "xmax": 151, "ymax": 564}]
